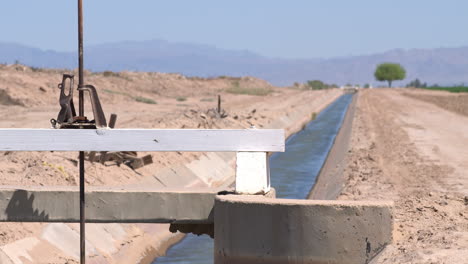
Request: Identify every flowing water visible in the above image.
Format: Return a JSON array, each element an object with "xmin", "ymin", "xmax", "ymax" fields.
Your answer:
[{"xmin": 154, "ymin": 93, "xmax": 354, "ymax": 264}]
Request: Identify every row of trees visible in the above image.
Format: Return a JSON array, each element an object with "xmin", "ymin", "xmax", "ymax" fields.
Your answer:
[
  {"xmin": 306, "ymin": 80, "xmax": 338, "ymax": 90},
  {"xmin": 302, "ymin": 63, "xmax": 408, "ymax": 88},
  {"xmin": 305, "ymin": 63, "xmax": 459, "ymax": 89},
  {"xmin": 405, "ymin": 78, "xmax": 427, "ymax": 88}
]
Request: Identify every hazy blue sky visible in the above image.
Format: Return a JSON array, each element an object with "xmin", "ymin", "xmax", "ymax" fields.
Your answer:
[{"xmin": 1, "ymin": 0, "xmax": 467, "ymax": 58}]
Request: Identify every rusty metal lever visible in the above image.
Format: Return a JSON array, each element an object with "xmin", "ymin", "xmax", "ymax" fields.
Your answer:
[
  {"xmin": 77, "ymin": 85, "xmax": 108, "ymax": 128},
  {"xmin": 56, "ymin": 74, "xmax": 76, "ymax": 124}
]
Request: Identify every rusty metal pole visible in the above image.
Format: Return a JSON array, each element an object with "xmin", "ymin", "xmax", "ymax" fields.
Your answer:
[
  {"xmin": 78, "ymin": 0, "xmax": 84, "ymax": 112},
  {"xmin": 78, "ymin": 0, "xmax": 86, "ymax": 263}
]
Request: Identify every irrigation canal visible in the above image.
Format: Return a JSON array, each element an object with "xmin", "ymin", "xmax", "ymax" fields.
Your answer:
[{"xmin": 154, "ymin": 93, "xmax": 355, "ymax": 264}]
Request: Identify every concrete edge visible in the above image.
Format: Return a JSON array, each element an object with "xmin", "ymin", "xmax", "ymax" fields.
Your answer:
[
  {"xmin": 214, "ymin": 194, "xmax": 394, "ymax": 264},
  {"xmin": 216, "ymin": 195, "xmax": 394, "ymax": 207},
  {"xmin": 169, "ymin": 188, "xmax": 277, "ymax": 237}
]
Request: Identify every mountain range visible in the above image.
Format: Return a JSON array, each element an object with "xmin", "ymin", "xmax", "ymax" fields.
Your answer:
[{"xmin": 1, "ymin": 40, "xmax": 468, "ymax": 86}]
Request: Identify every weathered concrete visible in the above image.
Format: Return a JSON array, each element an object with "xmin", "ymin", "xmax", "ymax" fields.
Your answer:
[
  {"xmin": 41, "ymin": 223, "xmax": 98, "ymax": 259},
  {"xmin": 214, "ymin": 195, "xmax": 393, "ymax": 264},
  {"xmin": 0, "ymin": 186, "xmax": 224, "ymax": 224},
  {"xmin": 169, "ymin": 189, "xmax": 276, "ymax": 237}
]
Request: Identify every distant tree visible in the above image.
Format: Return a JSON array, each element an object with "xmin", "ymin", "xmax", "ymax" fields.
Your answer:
[
  {"xmin": 374, "ymin": 63, "xmax": 406, "ymax": 87},
  {"xmin": 363, "ymin": 83, "xmax": 370, "ymax": 88},
  {"xmin": 406, "ymin": 78, "xmax": 427, "ymax": 88},
  {"xmin": 307, "ymin": 80, "xmax": 327, "ymax": 90},
  {"xmin": 305, "ymin": 80, "xmax": 340, "ymax": 90}
]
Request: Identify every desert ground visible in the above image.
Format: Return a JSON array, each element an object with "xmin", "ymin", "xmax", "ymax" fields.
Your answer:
[{"xmin": 340, "ymin": 89, "xmax": 468, "ymax": 263}]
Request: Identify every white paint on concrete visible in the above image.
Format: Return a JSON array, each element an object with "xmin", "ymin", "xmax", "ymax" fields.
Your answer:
[
  {"xmin": 0, "ymin": 237, "xmax": 39, "ymax": 264},
  {"xmin": 0, "ymin": 249, "xmax": 13, "ymax": 264},
  {"xmin": 102, "ymin": 223, "xmax": 127, "ymax": 242},
  {"xmin": 41, "ymin": 223, "xmax": 97, "ymax": 260},
  {"xmin": 85, "ymin": 224, "xmax": 119, "ymax": 255},
  {"xmin": 235, "ymin": 152, "xmax": 270, "ymax": 194},
  {"xmin": 186, "ymin": 152, "xmax": 235, "ymax": 186}
]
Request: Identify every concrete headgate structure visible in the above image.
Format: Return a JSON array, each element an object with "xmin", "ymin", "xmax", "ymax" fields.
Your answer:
[{"xmin": 0, "ymin": 128, "xmax": 393, "ymax": 263}]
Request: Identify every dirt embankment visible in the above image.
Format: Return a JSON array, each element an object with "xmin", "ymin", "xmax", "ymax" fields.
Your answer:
[
  {"xmin": 0, "ymin": 64, "xmax": 343, "ymax": 263},
  {"xmin": 339, "ymin": 89, "xmax": 467, "ymax": 263},
  {"xmin": 403, "ymin": 89, "xmax": 468, "ymax": 117}
]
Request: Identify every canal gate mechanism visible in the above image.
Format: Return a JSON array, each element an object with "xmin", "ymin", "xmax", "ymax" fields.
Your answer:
[
  {"xmin": 0, "ymin": 1, "xmax": 394, "ymax": 264},
  {"xmin": 0, "ymin": 1, "xmax": 283, "ymax": 263}
]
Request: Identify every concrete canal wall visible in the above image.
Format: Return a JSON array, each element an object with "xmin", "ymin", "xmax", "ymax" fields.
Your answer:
[{"xmin": 214, "ymin": 195, "xmax": 393, "ymax": 264}]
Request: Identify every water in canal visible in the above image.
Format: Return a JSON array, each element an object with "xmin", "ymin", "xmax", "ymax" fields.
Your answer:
[{"xmin": 154, "ymin": 93, "xmax": 354, "ymax": 264}]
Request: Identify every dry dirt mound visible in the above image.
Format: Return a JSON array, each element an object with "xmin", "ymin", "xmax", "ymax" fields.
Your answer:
[
  {"xmin": 0, "ymin": 64, "xmax": 276, "ymax": 107},
  {"xmin": 0, "ymin": 89, "xmax": 23, "ymax": 106}
]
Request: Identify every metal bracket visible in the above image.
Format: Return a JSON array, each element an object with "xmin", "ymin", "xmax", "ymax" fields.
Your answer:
[
  {"xmin": 56, "ymin": 74, "xmax": 76, "ymax": 124},
  {"xmin": 77, "ymin": 85, "xmax": 108, "ymax": 128}
]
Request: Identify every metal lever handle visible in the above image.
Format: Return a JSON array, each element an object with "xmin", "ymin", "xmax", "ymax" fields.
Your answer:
[
  {"xmin": 56, "ymin": 74, "xmax": 76, "ymax": 123},
  {"xmin": 77, "ymin": 85, "xmax": 108, "ymax": 128}
]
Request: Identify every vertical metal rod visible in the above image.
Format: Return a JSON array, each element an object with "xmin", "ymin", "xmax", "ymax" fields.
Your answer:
[
  {"xmin": 79, "ymin": 151, "xmax": 85, "ymax": 264},
  {"xmin": 78, "ymin": 1, "xmax": 85, "ymax": 264},
  {"xmin": 78, "ymin": 0, "xmax": 84, "ymax": 116}
]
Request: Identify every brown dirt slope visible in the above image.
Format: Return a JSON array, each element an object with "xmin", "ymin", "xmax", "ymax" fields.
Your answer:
[{"xmin": 340, "ymin": 89, "xmax": 467, "ymax": 263}]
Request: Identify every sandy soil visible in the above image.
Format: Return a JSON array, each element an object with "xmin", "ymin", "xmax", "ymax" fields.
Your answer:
[
  {"xmin": 0, "ymin": 64, "xmax": 341, "ymax": 263},
  {"xmin": 340, "ymin": 89, "xmax": 468, "ymax": 263}
]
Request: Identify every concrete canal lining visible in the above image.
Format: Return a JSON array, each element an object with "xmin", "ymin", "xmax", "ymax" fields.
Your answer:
[
  {"xmin": 214, "ymin": 195, "xmax": 393, "ymax": 264},
  {"xmin": 309, "ymin": 91, "xmax": 358, "ymax": 199}
]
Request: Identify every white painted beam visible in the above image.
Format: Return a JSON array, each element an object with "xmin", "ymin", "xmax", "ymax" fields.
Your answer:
[
  {"xmin": 0, "ymin": 129, "xmax": 284, "ymax": 152},
  {"xmin": 235, "ymin": 152, "xmax": 270, "ymax": 194}
]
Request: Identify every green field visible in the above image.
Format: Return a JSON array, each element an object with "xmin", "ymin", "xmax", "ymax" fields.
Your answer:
[{"xmin": 421, "ymin": 86, "xmax": 468, "ymax": 93}]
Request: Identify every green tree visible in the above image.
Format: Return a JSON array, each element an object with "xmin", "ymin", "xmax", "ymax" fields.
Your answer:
[
  {"xmin": 307, "ymin": 80, "xmax": 327, "ymax": 90},
  {"xmin": 374, "ymin": 63, "xmax": 406, "ymax": 87}
]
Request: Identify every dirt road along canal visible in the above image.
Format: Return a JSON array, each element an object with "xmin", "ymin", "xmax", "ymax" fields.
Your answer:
[{"xmin": 339, "ymin": 89, "xmax": 468, "ymax": 263}]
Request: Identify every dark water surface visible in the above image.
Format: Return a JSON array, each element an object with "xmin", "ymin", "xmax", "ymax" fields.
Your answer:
[{"xmin": 154, "ymin": 93, "xmax": 354, "ymax": 264}]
